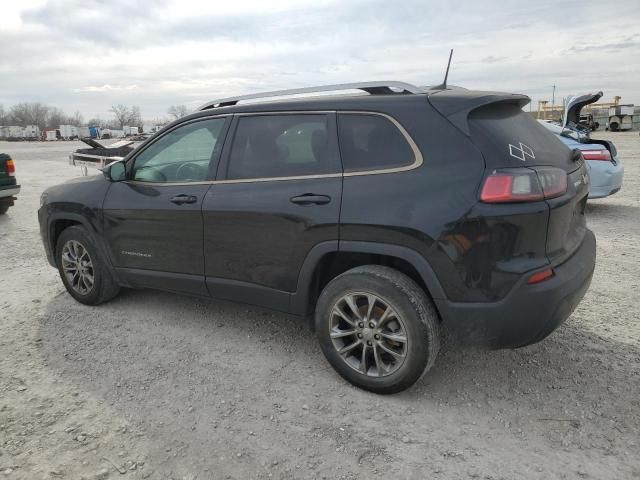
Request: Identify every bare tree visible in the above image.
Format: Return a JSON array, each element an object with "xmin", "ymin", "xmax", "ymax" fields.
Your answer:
[
  {"xmin": 72, "ymin": 111, "xmax": 84, "ymax": 126},
  {"xmin": 47, "ymin": 107, "xmax": 70, "ymax": 128},
  {"xmin": 87, "ymin": 117, "xmax": 104, "ymax": 128},
  {"xmin": 129, "ymin": 106, "xmax": 142, "ymax": 128},
  {"xmin": 110, "ymin": 104, "xmax": 130, "ymax": 128},
  {"xmin": 9, "ymin": 102, "xmax": 50, "ymax": 129},
  {"xmin": 0, "ymin": 104, "xmax": 7, "ymax": 125},
  {"xmin": 110, "ymin": 104, "xmax": 143, "ymax": 129},
  {"xmin": 167, "ymin": 105, "xmax": 189, "ymax": 120}
]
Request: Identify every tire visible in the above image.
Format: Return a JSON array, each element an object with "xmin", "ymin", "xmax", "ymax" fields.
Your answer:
[
  {"xmin": 315, "ymin": 265, "xmax": 440, "ymax": 394},
  {"xmin": 55, "ymin": 225, "xmax": 120, "ymax": 305},
  {"xmin": 0, "ymin": 204, "xmax": 9, "ymax": 215}
]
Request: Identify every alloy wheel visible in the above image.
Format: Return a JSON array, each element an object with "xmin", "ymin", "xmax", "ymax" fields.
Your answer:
[
  {"xmin": 329, "ymin": 292, "xmax": 408, "ymax": 377},
  {"xmin": 61, "ymin": 240, "xmax": 94, "ymax": 295}
]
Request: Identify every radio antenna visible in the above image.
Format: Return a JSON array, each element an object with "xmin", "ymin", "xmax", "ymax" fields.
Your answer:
[{"xmin": 432, "ymin": 49, "xmax": 454, "ymax": 90}]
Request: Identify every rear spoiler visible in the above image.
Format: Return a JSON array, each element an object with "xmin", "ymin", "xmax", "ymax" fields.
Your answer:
[{"xmin": 428, "ymin": 90, "xmax": 530, "ymax": 136}]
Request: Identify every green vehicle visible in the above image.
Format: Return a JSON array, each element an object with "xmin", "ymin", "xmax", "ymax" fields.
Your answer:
[{"xmin": 0, "ymin": 153, "xmax": 20, "ymax": 214}]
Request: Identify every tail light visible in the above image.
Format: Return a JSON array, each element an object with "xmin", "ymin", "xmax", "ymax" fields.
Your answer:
[
  {"xmin": 527, "ymin": 268, "xmax": 554, "ymax": 284},
  {"xmin": 480, "ymin": 167, "xmax": 567, "ymax": 203},
  {"xmin": 581, "ymin": 149, "xmax": 611, "ymax": 161},
  {"xmin": 5, "ymin": 158, "xmax": 15, "ymax": 177}
]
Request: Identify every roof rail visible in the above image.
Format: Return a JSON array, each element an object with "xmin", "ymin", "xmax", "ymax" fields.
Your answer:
[{"xmin": 197, "ymin": 81, "xmax": 424, "ymax": 111}]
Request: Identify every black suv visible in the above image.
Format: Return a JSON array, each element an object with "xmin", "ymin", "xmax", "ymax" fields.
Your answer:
[{"xmin": 39, "ymin": 82, "xmax": 596, "ymax": 393}]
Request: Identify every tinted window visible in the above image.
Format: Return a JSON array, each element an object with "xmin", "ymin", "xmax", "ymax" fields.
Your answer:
[
  {"xmin": 337, "ymin": 114, "xmax": 414, "ymax": 172},
  {"xmin": 226, "ymin": 114, "xmax": 339, "ymax": 180},
  {"xmin": 133, "ymin": 118, "xmax": 226, "ymax": 183}
]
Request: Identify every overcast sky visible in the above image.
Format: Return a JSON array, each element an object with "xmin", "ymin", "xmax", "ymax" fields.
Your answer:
[{"xmin": 2, "ymin": 0, "xmax": 639, "ymax": 121}]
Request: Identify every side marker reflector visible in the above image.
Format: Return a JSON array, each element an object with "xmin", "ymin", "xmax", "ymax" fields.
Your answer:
[{"xmin": 527, "ymin": 268, "xmax": 554, "ymax": 285}]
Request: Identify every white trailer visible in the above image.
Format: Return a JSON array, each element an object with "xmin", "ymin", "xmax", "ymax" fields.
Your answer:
[
  {"xmin": 5, "ymin": 126, "xmax": 24, "ymax": 139},
  {"xmin": 58, "ymin": 124, "xmax": 79, "ymax": 140},
  {"xmin": 44, "ymin": 130, "xmax": 58, "ymax": 141},
  {"xmin": 23, "ymin": 125, "xmax": 41, "ymax": 139},
  {"xmin": 124, "ymin": 126, "xmax": 139, "ymax": 136},
  {"xmin": 102, "ymin": 129, "xmax": 125, "ymax": 139}
]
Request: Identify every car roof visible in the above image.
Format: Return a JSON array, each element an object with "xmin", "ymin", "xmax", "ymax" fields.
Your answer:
[{"xmin": 168, "ymin": 84, "xmax": 531, "ymax": 133}]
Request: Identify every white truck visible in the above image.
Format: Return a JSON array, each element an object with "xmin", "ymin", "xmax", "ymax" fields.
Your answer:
[
  {"xmin": 58, "ymin": 125, "xmax": 79, "ymax": 140},
  {"xmin": 124, "ymin": 125, "xmax": 139, "ymax": 136}
]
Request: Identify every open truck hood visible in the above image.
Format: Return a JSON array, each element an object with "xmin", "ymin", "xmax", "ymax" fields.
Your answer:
[{"xmin": 563, "ymin": 91, "xmax": 603, "ymax": 128}]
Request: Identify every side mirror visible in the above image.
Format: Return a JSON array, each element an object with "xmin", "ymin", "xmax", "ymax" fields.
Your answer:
[{"xmin": 103, "ymin": 160, "xmax": 127, "ymax": 182}]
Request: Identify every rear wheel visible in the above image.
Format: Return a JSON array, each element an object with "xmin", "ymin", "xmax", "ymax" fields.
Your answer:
[
  {"xmin": 56, "ymin": 225, "xmax": 120, "ymax": 305},
  {"xmin": 0, "ymin": 204, "xmax": 9, "ymax": 215},
  {"xmin": 315, "ymin": 265, "xmax": 440, "ymax": 394}
]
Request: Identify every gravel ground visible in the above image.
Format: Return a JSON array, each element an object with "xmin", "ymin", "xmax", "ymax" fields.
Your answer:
[{"xmin": 0, "ymin": 132, "xmax": 638, "ymax": 480}]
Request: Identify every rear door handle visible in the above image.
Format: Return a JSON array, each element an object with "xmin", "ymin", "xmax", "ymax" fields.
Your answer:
[
  {"xmin": 290, "ymin": 194, "xmax": 331, "ymax": 206},
  {"xmin": 170, "ymin": 194, "xmax": 198, "ymax": 205}
]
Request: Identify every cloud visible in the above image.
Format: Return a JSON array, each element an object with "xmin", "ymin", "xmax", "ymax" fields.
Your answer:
[
  {"xmin": 75, "ymin": 85, "xmax": 139, "ymax": 93},
  {"xmin": 567, "ymin": 39, "xmax": 640, "ymax": 53},
  {"xmin": 481, "ymin": 56, "xmax": 507, "ymax": 64},
  {"xmin": 1, "ymin": 0, "xmax": 639, "ymax": 120}
]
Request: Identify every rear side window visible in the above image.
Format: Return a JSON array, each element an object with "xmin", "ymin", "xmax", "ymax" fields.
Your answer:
[
  {"xmin": 337, "ymin": 113, "xmax": 415, "ymax": 172},
  {"xmin": 468, "ymin": 102, "xmax": 572, "ymax": 171},
  {"xmin": 226, "ymin": 114, "xmax": 339, "ymax": 180}
]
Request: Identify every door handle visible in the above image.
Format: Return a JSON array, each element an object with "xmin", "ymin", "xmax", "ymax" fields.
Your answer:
[
  {"xmin": 290, "ymin": 194, "xmax": 331, "ymax": 206},
  {"xmin": 170, "ymin": 194, "xmax": 198, "ymax": 205}
]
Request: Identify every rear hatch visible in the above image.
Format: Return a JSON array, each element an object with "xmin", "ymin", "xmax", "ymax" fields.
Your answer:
[
  {"xmin": 563, "ymin": 91, "xmax": 603, "ymax": 129},
  {"xmin": 429, "ymin": 91, "xmax": 590, "ymax": 266}
]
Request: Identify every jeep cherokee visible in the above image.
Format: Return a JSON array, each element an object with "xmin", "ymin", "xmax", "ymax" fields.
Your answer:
[{"xmin": 38, "ymin": 82, "xmax": 596, "ymax": 393}]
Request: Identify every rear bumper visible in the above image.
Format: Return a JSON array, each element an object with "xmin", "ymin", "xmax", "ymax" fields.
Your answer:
[
  {"xmin": 587, "ymin": 160, "xmax": 623, "ymax": 199},
  {"xmin": 0, "ymin": 184, "xmax": 20, "ymax": 199},
  {"xmin": 436, "ymin": 229, "xmax": 596, "ymax": 349}
]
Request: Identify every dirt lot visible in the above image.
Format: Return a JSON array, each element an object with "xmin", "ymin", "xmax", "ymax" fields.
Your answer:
[{"xmin": 1, "ymin": 132, "xmax": 639, "ymax": 480}]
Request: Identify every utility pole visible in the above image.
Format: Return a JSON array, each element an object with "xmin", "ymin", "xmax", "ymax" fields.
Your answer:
[{"xmin": 552, "ymin": 85, "xmax": 556, "ymax": 106}]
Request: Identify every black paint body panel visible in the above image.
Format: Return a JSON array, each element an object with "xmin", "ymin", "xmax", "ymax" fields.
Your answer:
[
  {"xmin": 203, "ymin": 177, "xmax": 341, "ymax": 293},
  {"xmin": 37, "ymin": 88, "xmax": 597, "ymax": 349}
]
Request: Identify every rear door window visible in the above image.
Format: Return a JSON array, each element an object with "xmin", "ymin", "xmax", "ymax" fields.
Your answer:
[
  {"xmin": 337, "ymin": 113, "xmax": 415, "ymax": 172},
  {"xmin": 225, "ymin": 114, "xmax": 340, "ymax": 180}
]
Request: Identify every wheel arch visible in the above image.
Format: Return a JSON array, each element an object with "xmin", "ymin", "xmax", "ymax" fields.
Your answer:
[
  {"xmin": 291, "ymin": 240, "xmax": 446, "ymax": 320},
  {"xmin": 48, "ymin": 214, "xmax": 89, "ymax": 263},
  {"xmin": 47, "ymin": 213, "xmax": 113, "ymax": 270}
]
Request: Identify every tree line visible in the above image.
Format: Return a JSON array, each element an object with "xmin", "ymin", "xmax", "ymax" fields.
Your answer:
[
  {"xmin": 0, "ymin": 103, "xmax": 84, "ymax": 130},
  {"xmin": 0, "ymin": 102, "xmax": 191, "ymax": 130}
]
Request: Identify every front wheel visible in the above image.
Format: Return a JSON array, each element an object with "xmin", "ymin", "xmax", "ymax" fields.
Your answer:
[
  {"xmin": 55, "ymin": 225, "xmax": 120, "ymax": 305},
  {"xmin": 315, "ymin": 265, "xmax": 440, "ymax": 394}
]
